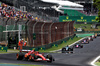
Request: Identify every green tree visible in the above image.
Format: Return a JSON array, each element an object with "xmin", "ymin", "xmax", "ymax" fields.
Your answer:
[{"xmin": 93, "ymin": 0, "xmax": 100, "ymax": 22}]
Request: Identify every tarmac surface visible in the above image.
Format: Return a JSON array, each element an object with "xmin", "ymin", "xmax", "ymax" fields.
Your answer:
[{"xmin": 0, "ymin": 37, "xmax": 100, "ymax": 66}]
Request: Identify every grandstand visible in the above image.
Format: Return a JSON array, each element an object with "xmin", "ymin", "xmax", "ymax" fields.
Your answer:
[{"xmin": 0, "ymin": 0, "xmax": 87, "ymax": 22}]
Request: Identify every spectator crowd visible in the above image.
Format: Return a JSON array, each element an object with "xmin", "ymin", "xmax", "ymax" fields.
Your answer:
[{"xmin": 0, "ymin": 2, "xmax": 39, "ymax": 20}]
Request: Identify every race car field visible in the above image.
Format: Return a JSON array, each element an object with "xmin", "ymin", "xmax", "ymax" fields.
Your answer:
[{"xmin": 0, "ymin": 37, "xmax": 100, "ymax": 66}]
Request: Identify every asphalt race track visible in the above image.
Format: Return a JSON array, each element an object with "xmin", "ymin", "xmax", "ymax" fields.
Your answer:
[{"xmin": 0, "ymin": 37, "xmax": 100, "ymax": 66}]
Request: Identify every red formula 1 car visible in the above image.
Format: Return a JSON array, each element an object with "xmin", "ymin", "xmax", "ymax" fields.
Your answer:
[{"xmin": 16, "ymin": 50, "xmax": 55, "ymax": 62}]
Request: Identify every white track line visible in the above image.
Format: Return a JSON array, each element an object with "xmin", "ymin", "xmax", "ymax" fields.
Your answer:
[{"xmin": 91, "ymin": 55, "xmax": 100, "ymax": 66}]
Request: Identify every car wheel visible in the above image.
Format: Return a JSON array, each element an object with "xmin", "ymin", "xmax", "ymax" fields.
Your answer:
[
  {"xmin": 71, "ymin": 52, "xmax": 73, "ymax": 53},
  {"xmin": 16, "ymin": 52, "xmax": 24, "ymax": 60},
  {"xmin": 81, "ymin": 45, "xmax": 83, "ymax": 48},
  {"xmin": 46, "ymin": 54, "xmax": 54, "ymax": 63},
  {"xmin": 62, "ymin": 48, "xmax": 66, "ymax": 53},
  {"xmin": 71, "ymin": 48, "xmax": 73, "ymax": 51}
]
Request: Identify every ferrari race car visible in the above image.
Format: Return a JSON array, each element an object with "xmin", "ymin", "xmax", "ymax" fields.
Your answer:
[
  {"xmin": 62, "ymin": 46, "xmax": 73, "ymax": 53},
  {"xmin": 16, "ymin": 50, "xmax": 55, "ymax": 62},
  {"xmin": 81, "ymin": 39, "xmax": 89, "ymax": 44},
  {"xmin": 74, "ymin": 44, "xmax": 83, "ymax": 48}
]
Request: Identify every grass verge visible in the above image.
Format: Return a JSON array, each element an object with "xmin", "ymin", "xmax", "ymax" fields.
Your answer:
[
  {"xmin": 39, "ymin": 37, "xmax": 82, "ymax": 52},
  {"xmin": 0, "ymin": 49, "xmax": 19, "ymax": 54},
  {"xmin": 95, "ymin": 62, "xmax": 100, "ymax": 66},
  {"xmin": 0, "ymin": 63, "xmax": 43, "ymax": 66},
  {"xmin": 74, "ymin": 24, "xmax": 100, "ymax": 30}
]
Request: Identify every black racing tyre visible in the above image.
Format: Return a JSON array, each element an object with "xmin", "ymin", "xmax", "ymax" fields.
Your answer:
[
  {"xmin": 71, "ymin": 52, "xmax": 73, "ymax": 53},
  {"xmin": 16, "ymin": 52, "xmax": 24, "ymax": 60},
  {"xmin": 81, "ymin": 45, "xmax": 83, "ymax": 48},
  {"xmin": 46, "ymin": 54, "xmax": 53, "ymax": 63},
  {"xmin": 62, "ymin": 48, "xmax": 66, "ymax": 51},
  {"xmin": 71, "ymin": 48, "xmax": 73, "ymax": 51},
  {"xmin": 62, "ymin": 48, "xmax": 66, "ymax": 53}
]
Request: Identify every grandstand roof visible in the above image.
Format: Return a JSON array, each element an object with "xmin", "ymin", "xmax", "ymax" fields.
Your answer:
[{"xmin": 41, "ymin": 0, "xmax": 83, "ymax": 7}]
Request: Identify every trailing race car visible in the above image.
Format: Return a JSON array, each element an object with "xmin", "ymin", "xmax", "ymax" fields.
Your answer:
[
  {"xmin": 16, "ymin": 50, "xmax": 55, "ymax": 62},
  {"xmin": 62, "ymin": 45, "xmax": 73, "ymax": 53},
  {"xmin": 74, "ymin": 44, "xmax": 83, "ymax": 48},
  {"xmin": 81, "ymin": 39, "xmax": 89, "ymax": 44},
  {"xmin": 92, "ymin": 35, "xmax": 96, "ymax": 39},
  {"xmin": 97, "ymin": 33, "xmax": 100, "ymax": 36},
  {"xmin": 87, "ymin": 36, "xmax": 93, "ymax": 41}
]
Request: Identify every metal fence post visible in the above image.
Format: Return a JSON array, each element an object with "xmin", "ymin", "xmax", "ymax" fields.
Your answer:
[
  {"xmin": 41, "ymin": 23, "xmax": 45, "ymax": 46},
  {"xmin": 49, "ymin": 23, "xmax": 54, "ymax": 43},
  {"xmin": 33, "ymin": 22, "xmax": 37, "ymax": 47},
  {"xmin": 25, "ymin": 20, "xmax": 29, "ymax": 41},
  {"xmin": 67, "ymin": 22, "xmax": 71, "ymax": 37}
]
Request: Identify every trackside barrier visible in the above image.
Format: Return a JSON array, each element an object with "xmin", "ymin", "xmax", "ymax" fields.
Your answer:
[
  {"xmin": 39, "ymin": 47, "xmax": 45, "ymax": 51},
  {"xmin": 52, "ymin": 44, "xmax": 58, "ymax": 47},
  {"xmin": 75, "ymin": 31, "xmax": 100, "ymax": 33},
  {"xmin": 22, "ymin": 35, "xmax": 75, "ymax": 51},
  {"xmin": 0, "ymin": 47, "xmax": 7, "ymax": 52},
  {"xmin": 30, "ymin": 48, "xmax": 38, "ymax": 51}
]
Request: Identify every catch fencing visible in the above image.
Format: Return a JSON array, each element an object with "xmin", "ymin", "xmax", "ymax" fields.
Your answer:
[
  {"xmin": 28, "ymin": 21, "xmax": 74, "ymax": 47},
  {"xmin": 0, "ymin": 17, "xmax": 74, "ymax": 48}
]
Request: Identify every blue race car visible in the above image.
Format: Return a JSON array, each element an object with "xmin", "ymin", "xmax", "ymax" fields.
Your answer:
[{"xmin": 62, "ymin": 45, "xmax": 73, "ymax": 53}]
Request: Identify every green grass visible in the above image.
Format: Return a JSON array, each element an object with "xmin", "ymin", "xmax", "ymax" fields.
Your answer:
[
  {"xmin": 95, "ymin": 62, "xmax": 100, "ymax": 66},
  {"xmin": 74, "ymin": 24, "xmax": 100, "ymax": 30},
  {"xmin": 0, "ymin": 49, "xmax": 19, "ymax": 54},
  {"xmin": 0, "ymin": 63, "xmax": 43, "ymax": 66},
  {"xmin": 74, "ymin": 24, "xmax": 92, "ymax": 29},
  {"xmin": 39, "ymin": 37, "xmax": 82, "ymax": 52}
]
